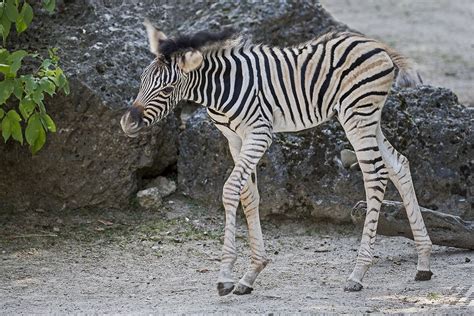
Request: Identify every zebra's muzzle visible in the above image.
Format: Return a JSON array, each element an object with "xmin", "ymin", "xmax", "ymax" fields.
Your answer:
[{"xmin": 120, "ymin": 109, "xmax": 144, "ymax": 138}]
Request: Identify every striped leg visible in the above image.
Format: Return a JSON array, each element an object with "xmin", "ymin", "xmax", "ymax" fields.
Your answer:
[
  {"xmin": 217, "ymin": 126, "xmax": 272, "ymax": 296},
  {"xmin": 234, "ymin": 170, "xmax": 269, "ymax": 295},
  {"xmin": 376, "ymin": 126, "xmax": 433, "ymax": 280},
  {"xmin": 340, "ymin": 109, "xmax": 389, "ymax": 292},
  {"xmin": 224, "ymin": 134, "xmax": 269, "ymax": 295}
]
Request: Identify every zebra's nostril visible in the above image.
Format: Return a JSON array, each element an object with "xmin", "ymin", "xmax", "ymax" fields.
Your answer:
[{"xmin": 129, "ymin": 106, "xmax": 144, "ymax": 124}]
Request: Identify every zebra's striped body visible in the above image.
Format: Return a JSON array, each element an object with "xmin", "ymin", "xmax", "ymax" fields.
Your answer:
[{"xmin": 121, "ymin": 24, "xmax": 433, "ymax": 295}]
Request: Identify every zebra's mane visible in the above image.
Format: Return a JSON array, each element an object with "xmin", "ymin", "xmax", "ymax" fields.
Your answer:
[{"xmin": 160, "ymin": 28, "xmax": 238, "ymax": 61}]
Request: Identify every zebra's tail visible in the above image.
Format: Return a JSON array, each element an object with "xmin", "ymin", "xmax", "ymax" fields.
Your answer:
[{"xmin": 383, "ymin": 45, "xmax": 423, "ymax": 88}]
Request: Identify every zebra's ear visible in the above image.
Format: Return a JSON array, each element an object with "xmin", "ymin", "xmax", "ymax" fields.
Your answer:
[
  {"xmin": 178, "ymin": 50, "xmax": 203, "ymax": 73},
  {"xmin": 143, "ymin": 18, "xmax": 167, "ymax": 56}
]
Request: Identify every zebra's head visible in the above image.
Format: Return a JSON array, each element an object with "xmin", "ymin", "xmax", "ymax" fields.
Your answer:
[{"xmin": 121, "ymin": 20, "xmax": 204, "ymax": 137}]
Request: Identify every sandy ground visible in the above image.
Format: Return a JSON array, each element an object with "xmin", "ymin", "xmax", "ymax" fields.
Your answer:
[
  {"xmin": 1, "ymin": 196, "xmax": 472, "ymax": 314},
  {"xmin": 321, "ymin": 0, "xmax": 474, "ymax": 106}
]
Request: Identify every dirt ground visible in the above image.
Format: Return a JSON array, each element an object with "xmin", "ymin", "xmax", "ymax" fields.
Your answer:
[
  {"xmin": 1, "ymin": 195, "xmax": 472, "ymax": 314},
  {"xmin": 321, "ymin": 0, "xmax": 474, "ymax": 106}
]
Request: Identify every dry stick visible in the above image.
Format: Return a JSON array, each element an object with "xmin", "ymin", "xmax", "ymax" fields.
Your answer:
[
  {"xmin": 351, "ymin": 200, "xmax": 474, "ymax": 250},
  {"xmin": 11, "ymin": 233, "xmax": 58, "ymax": 238}
]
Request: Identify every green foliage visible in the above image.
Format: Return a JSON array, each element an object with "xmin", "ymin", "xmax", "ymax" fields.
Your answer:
[{"xmin": 0, "ymin": 0, "xmax": 68, "ymax": 154}]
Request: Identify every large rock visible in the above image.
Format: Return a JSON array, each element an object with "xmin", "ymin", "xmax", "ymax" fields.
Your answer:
[
  {"xmin": 0, "ymin": 80, "xmax": 178, "ymax": 210},
  {"xmin": 0, "ymin": 1, "xmax": 183, "ymax": 210},
  {"xmin": 0, "ymin": 0, "xmax": 350, "ymax": 211},
  {"xmin": 178, "ymin": 86, "xmax": 473, "ymax": 223}
]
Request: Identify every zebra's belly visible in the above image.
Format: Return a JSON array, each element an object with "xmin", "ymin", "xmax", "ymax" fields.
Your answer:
[{"xmin": 271, "ymin": 105, "xmax": 336, "ymax": 133}]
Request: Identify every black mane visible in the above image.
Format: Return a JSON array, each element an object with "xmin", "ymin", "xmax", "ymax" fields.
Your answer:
[{"xmin": 159, "ymin": 28, "xmax": 235, "ymax": 61}]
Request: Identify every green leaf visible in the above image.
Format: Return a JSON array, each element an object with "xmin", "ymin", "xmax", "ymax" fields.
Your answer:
[
  {"xmin": 31, "ymin": 123, "xmax": 46, "ymax": 154},
  {"xmin": 39, "ymin": 77, "xmax": 55, "ymax": 96},
  {"xmin": 1, "ymin": 116, "xmax": 12, "ymax": 142},
  {"xmin": 20, "ymin": 2, "xmax": 33, "ymax": 26},
  {"xmin": 0, "ymin": 63, "xmax": 10, "ymax": 74},
  {"xmin": 11, "ymin": 119, "xmax": 23, "ymax": 143},
  {"xmin": 0, "ymin": 108, "xmax": 4, "ymax": 119},
  {"xmin": 22, "ymin": 75, "xmax": 37, "ymax": 95},
  {"xmin": 61, "ymin": 77, "xmax": 70, "ymax": 95},
  {"xmin": 7, "ymin": 109, "xmax": 22, "ymax": 144},
  {"xmin": 13, "ymin": 78, "xmax": 23, "ymax": 99},
  {"xmin": 0, "ymin": 49, "xmax": 9, "ymax": 63},
  {"xmin": 25, "ymin": 113, "xmax": 41, "ymax": 146},
  {"xmin": 31, "ymin": 89, "xmax": 44, "ymax": 105},
  {"xmin": 5, "ymin": 0, "xmax": 18, "ymax": 23},
  {"xmin": 54, "ymin": 69, "xmax": 65, "ymax": 87},
  {"xmin": 41, "ymin": 113, "xmax": 56, "ymax": 132},
  {"xmin": 42, "ymin": 0, "xmax": 56, "ymax": 13},
  {"xmin": 27, "ymin": 113, "xmax": 47, "ymax": 154},
  {"xmin": 41, "ymin": 58, "xmax": 52, "ymax": 70},
  {"xmin": 8, "ymin": 50, "xmax": 28, "ymax": 63},
  {"xmin": 1, "ymin": 16, "xmax": 12, "ymax": 45},
  {"xmin": 7, "ymin": 109, "xmax": 21, "ymax": 122},
  {"xmin": 15, "ymin": 17, "xmax": 27, "ymax": 34},
  {"xmin": 7, "ymin": 49, "xmax": 28, "ymax": 75},
  {"xmin": 0, "ymin": 78, "xmax": 15, "ymax": 104},
  {"xmin": 19, "ymin": 98, "xmax": 35, "ymax": 120}
]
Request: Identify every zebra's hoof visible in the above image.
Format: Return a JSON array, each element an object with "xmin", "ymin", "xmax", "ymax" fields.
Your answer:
[
  {"xmin": 217, "ymin": 282, "xmax": 235, "ymax": 296},
  {"xmin": 233, "ymin": 283, "xmax": 253, "ymax": 295},
  {"xmin": 344, "ymin": 280, "xmax": 363, "ymax": 292},
  {"xmin": 415, "ymin": 270, "xmax": 433, "ymax": 281}
]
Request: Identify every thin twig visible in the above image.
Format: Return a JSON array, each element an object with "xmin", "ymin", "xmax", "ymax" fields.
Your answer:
[{"xmin": 11, "ymin": 234, "xmax": 58, "ymax": 238}]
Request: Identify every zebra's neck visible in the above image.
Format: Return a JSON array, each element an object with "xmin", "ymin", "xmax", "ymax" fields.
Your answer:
[{"xmin": 180, "ymin": 45, "xmax": 256, "ymax": 112}]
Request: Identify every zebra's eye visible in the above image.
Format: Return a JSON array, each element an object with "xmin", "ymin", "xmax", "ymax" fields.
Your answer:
[{"xmin": 162, "ymin": 86, "xmax": 174, "ymax": 95}]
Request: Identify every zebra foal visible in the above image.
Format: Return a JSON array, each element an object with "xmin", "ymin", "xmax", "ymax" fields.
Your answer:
[{"xmin": 121, "ymin": 20, "xmax": 433, "ymax": 295}]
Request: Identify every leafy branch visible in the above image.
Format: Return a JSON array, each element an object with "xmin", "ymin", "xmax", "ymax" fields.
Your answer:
[{"xmin": 0, "ymin": 0, "xmax": 68, "ymax": 154}]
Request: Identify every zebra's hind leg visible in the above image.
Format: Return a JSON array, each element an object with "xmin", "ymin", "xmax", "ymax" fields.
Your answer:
[
  {"xmin": 376, "ymin": 125, "xmax": 433, "ymax": 280},
  {"xmin": 340, "ymin": 111, "xmax": 389, "ymax": 292},
  {"xmin": 233, "ymin": 170, "xmax": 269, "ymax": 295}
]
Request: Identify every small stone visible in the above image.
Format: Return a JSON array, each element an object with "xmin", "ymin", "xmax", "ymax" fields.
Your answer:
[
  {"xmin": 136, "ymin": 188, "xmax": 163, "ymax": 209},
  {"xmin": 145, "ymin": 176, "xmax": 177, "ymax": 198},
  {"xmin": 465, "ymin": 257, "xmax": 471, "ymax": 263},
  {"xmin": 340, "ymin": 149, "xmax": 358, "ymax": 169}
]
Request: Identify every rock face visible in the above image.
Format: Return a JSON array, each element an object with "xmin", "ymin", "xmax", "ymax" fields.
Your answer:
[
  {"xmin": 178, "ymin": 87, "xmax": 473, "ymax": 223},
  {"xmin": 0, "ymin": 0, "xmax": 349, "ymax": 211},
  {"xmin": 0, "ymin": 80, "xmax": 178, "ymax": 210},
  {"xmin": 0, "ymin": 0, "xmax": 471, "ymax": 223}
]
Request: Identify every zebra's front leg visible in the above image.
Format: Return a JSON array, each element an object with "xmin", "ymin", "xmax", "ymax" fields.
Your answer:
[
  {"xmin": 233, "ymin": 170, "xmax": 269, "ymax": 295},
  {"xmin": 217, "ymin": 126, "xmax": 272, "ymax": 296}
]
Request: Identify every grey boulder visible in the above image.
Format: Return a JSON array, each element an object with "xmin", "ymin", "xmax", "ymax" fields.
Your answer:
[{"xmin": 178, "ymin": 86, "xmax": 473, "ymax": 223}]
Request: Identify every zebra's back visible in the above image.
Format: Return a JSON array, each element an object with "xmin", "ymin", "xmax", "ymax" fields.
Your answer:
[{"xmin": 254, "ymin": 32, "xmax": 396, "ymax": 133}]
